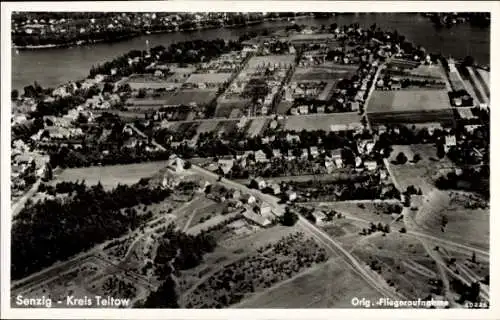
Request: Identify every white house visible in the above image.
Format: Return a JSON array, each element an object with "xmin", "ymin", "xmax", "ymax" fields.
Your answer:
[
  {"xmin": 310, "ymin": 146, "xmax": 319, "ymax": 158},
  {"xmin": 255, "ymin": 150, "xmax": 268, "ymax": 163},
  {"xmin": 300, "ymin": 148, "xmax": 309, "ymax": 160},
  {"xmin": 286, "ymin": 190, "xmax": 298, "ymax": 201},
  {"xmin": 254, "ymin": 177, "xmax": 267, "ymax": 190},
  {"xmin": 241, "ymin": 194, "xmax": 257, "ymax": 204},
  {"xmin": 364, "ymin": 160, "xmax": 378, "ymax": 171},
  {"xmin": 444, "ymin": 135, "xmax": 457, "ymax": 152}
]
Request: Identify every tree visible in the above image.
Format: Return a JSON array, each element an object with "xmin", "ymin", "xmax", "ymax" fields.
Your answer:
[
  {"xmin": 280, "ymin": 208, "xmax": 298, "ymax": 226},
  {"xmin": 471, "ymin": 251, "xmax": 476, "ymax": 263},
  {"xmin": 137, "ymin": 88, "xmax": 147, "ymax": 99},
  {"xmin": 43, "ymin": 164, "xmax": 53, "ymax": 181},
  {"xmin": 462, "ymin": 55, "xmax": 475, "ymax": 68},
  {"xmin": 396, "ymin": 152, "xmax": 408, "ymax": 164},
  {"xmin": 183, "ymin": 161, "xmax": 192, "ymax": 170},
  {"xmin": 441, "ymin": 215, "xmax": 448, "ymax": 226},
  {"xmin": 384, "ymin": 224, "xmax": 390, "ymax": 233},
  {"xmin": 249, "ymin": 179, "xmax": 259, "ymax": 189},
  {"xmin": 406, "ymin": 185, "xmax": 418, "ymax": 195},
  {"xmin": 399, "ymin": 227, "xmax": 406, "ymax": 233},
  {"xmin": 469, "ymin": 281, "xmax": 481, "ymax": 303},
  {"xmin": 142, "ymin": 275, "xmax": 179, "ymax": 308},
  {"xmin": 11, "ymin": 89, "xmax": 19, "ymax": 100},
  {"xmin": 413, "ymin": 153, "xmax": 421, "ymax": 163},
  {"xmin": 437, "ymin": 144, "xmax": 446, "ymax": 159}
]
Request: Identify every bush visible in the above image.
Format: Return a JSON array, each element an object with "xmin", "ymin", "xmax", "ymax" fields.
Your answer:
[
  {"xmin": 396, "ymin": 152, "xmax": 408, "ymax": 164},
  {"xmin": 280, "ymin": 209, "xmax": 299, "ymax": 226}
]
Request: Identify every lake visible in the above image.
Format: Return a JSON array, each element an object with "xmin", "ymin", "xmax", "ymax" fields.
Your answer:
[{"xmin": 12, "ymin": 13, "xmax": 490, "ymax": 91}]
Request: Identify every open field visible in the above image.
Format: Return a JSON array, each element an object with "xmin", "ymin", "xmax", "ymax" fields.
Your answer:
[
  {"xmin": 465, "ymin": 67, "xmax": 489, "ymax": 104},
  {"xmin": 292, "ymin": 64, "xmax": 357, "ymax": 82},
  {"xmin": 52, "ymin": 161, "xmax": 170, "ymax": 190},
  {"xmin": 389, "ymin": 144, "xmax": 454, "ymax": 166},
  {"xmin": 367, "ymin": 90, "xmax": 455, "ymax": 126},
  {"xmin": 385, "ymin": 64, "xmax": 446, "ymax": 81},
  {"xmin": 412, "ymin": 190, "xmax": 489, "ymax": 251},
  {"xmin": 235, "ymin": 258, "xmax": 383, "ymax": 308},
  {"xmin": 246, "ymin": 55, "xmax": 295, "ymax": 70},
  {"xmin": 215, "ymin": 99, "xmax": 249, "ymax": 118},
  {"xmin": 289, "ymin": 33, "xmax": 336, "ymax": 42},
  {"xmin": 246, "ymin": 118, "xmax": 270, "ymax": 137},
  {"xmin": 127, "ymin": 89, "xmax": 217, "ymax": 108},
  {"xmin": 387, "ymin": 59, "xmax": 420, "ymax": 70},
  {"xmin": 186, "ymin": 73, "xmax": 232, "ymax": 84},
  {"xmin": 188, "ymin": 201, "xmax": 229, "ymax": 228},
  {"xmin": 386, "ymin": 163, "xmax": 440, "ymax": 195},
  {"xmin": 166, "ymin": 89, "xmax": 217, "ymax": 106},
  {"xmin": 386, "ymin": 145, "xmax": 455, "ymax": 194},
  {"xmin": 312, "ymin": 201, "xmax": 404, "ymax": 230},
  {"xmin": 124, "ymin": 74, "xmax": 178, "ymax": 90},
  {"xmin": 367, "ymin": 90, "xmax": 451, "ymax": 114},
  {"xmin": 276, "ymin": 101, "xmax": 293, "ymax": 115},
  {"xmin": 283, "ymin": 113, "xmax": 362, "ymax": 131},
  {"xmin": 351, "ymin": 232, "xmax": 440, "ymax": 300},
  {"xmin": 476, "ymin": 69, "xmax": 490, "ymax": 97},
  {"xmin": 195, "ymin": 120, "xmax": 220, "ymax": 135}
]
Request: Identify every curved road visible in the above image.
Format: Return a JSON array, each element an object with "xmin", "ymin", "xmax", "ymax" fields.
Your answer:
[{"xmin": 187, "ymin": 161, "xmax": 404, "ymax": 301}]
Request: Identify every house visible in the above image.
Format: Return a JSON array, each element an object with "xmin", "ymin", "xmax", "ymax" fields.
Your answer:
[
  {"xmin": 358, "ymin": 140, "xmax": 375, "ymax": 155},
  {"xmin": 286, "ymin": 133, "xmax": 300, "ymax": 143},
  {"xmin": 317, "ymin": 105, "xmax": 325, "ymax": 113},
  {"xmin": 44, "ymin": 126, "xmax": 71, "ymax": 139},
  {"xmin": 232, "ymin": 190, "xmax": 241, "ymax": 200},
  {"xmin": 464, "ymin": 124, "xmax": 481, "ymax": 134},
  {"xmin": 242, "ymin": 209, "xmax": 271, "ymax": 227},
  {"xmin": 237, "ymin": 116, "xmax": 248, "ymax": 129},
  {"xmin": 123, "ymin": 138, "xmax": 139, "ymax": 149},
  {"xmin": 312, "ymin": 211, "xmax": 327, "ymax": 225},
  {"xmin": 241, "ymin": 194, "xmax": 257, "ymax": 205},
  {"xmin": 300, "ymin": 148, "xmax": 309, "ymax": 160},
  {"xmin": 290, "ymin": 107, "xmax": 299, "ymax": 115},
  {"xmin": 310, "ymin": 146, "xmax": 319, "ymax": 158},
  {"xmin": 355, "ymin": 156, "xmax": 363, "ymax": 168},
  {"xmin": 286, "ymin": 190, "xmax": 298, "ymax": 202},
  {"xmin": 298, "ymin": 105, "xmax": 309, "ymax": 115},
  {"xmin": 380, "ymin": 170, "xmax": 388, "ymax": 180},
  {"xmin": 324, "ymin": 159, "xmax": 335, "ymax": 173},
  {"xmin": 272, "ymin": 149, "xmax": 282, "ymax": 158},
  {"xmin": 350, "ymin": 101, "xmax": 360, "ymax": 112},
  {"xmin": 259, "ymin": 203, "xmax": 273, "ymax": 217},
  {"xmin": 255, "ymin": 150, "xmax": 268, "ymax": 163},
  {"xmin": 390, "ymin": 82, "xmax": 402, "ymax": 90},
  {"xmin": 254, "ymin": 177, "xmax": 267, "ymax": 190},
  {"xmin": 444, "ymin": 135, "xmax": 457, "ymax": 152},
  {"xmin": 218, "ymin": 159, "xmax": 234, "ymax": 174},
  {"xmin": 287, "ymin": 150, "xmax": 296, "ymax": 160},
  {"xmin": 330, "ymin": 149, "xmax": 344, "ymax": 168},
  {"xmin": 270, "ymin": 183, "xmax": 281, "ymax": 195},
  {"xmin": 364, "ymin": 160, "xmax": 378, "ymax": 171}
]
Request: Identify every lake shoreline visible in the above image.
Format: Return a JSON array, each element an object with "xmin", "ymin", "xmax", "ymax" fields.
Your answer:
[
  {"xmin": 13, "ymin": 15, "xmax": 317, "ymax": 51},
  {"xmin": 13, "ymin": 14, "xmax": 490, "ymax": 91}
]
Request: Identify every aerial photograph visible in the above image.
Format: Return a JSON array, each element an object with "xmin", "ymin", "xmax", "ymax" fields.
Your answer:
[{"xmin": 8, "ymin": 11, "xmax": 490, "ymax": 310}]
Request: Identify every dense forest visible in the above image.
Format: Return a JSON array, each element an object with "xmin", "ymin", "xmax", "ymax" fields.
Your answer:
[{"xmin": 12, "ymin": 181, "xmax": 171, "ymax": 280}]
